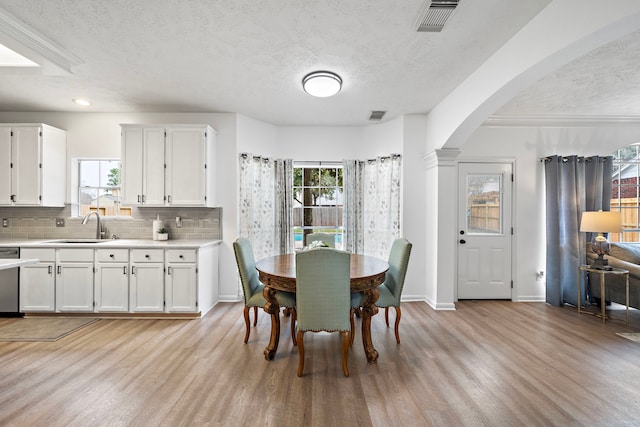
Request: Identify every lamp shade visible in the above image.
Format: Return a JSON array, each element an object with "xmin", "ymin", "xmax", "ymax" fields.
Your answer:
[{"xmin": 579, "ymin": 211, "xmax": 622, "ymax": 233}]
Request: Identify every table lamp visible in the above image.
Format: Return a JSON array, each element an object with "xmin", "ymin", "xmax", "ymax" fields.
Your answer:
[{"xmin": 580, "ymin": 210, "xmax": 622, "ymax": 270}]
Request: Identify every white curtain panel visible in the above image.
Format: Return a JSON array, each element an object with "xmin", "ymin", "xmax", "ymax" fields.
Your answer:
[
  {"xmin": 274, "ymin": 159, "xmax": 294, "ymax": 254},
  {"xmin": 344, "ymin": 155, "xmax": 401, "ymax": 258},
  {"xmin": 239, "ymin": 154, "xmax": 293, "ymax": 259},
  {"xmin": 238, "ymin": 154, "xmax": 276, "ymax": 260}
]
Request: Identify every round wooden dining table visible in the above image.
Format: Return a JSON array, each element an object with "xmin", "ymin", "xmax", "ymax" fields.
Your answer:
[{"xmin": 255, "ymin": 253, "xmax": 389, "ymax": 363}]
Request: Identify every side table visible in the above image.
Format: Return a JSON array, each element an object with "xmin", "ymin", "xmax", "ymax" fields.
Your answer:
[{"xmin": 577, "ymin": 265, "xmax": 629, "ymax": 324}]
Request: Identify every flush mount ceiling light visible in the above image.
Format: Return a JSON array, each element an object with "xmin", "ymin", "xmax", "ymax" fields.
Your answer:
[
  {"xmin": 72, "ymin": 98, "xmax": 91, "ymax": 106},
  {"xmin": 302, "ymin": 71, "xmax": 342, "ymax": 97}
]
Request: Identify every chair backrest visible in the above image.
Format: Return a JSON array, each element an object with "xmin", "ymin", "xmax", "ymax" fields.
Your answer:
[
  {"xmin": 233, "ymin": 237, "xmax": 260, "ymax": 304},
  {"xmin": 305, "ymin": 232, "xmax": 335, "ymax": 248},
  {"xmin": 384, "ymin": 238, "xmax": 413, "ymax": 304},
  {"xmin": 295, "ymin": 248, "xmax": 350, "ymax": 332}
]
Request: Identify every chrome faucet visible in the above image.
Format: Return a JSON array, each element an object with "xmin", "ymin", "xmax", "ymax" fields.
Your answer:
[{"xmin": 81, "ymin": 211, "xmax": 103, "ymax": 239}]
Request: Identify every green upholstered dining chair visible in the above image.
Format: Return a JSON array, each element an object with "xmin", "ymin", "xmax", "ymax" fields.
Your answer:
[
  {"xmin": 305, "ymin": 232, "xmax": 335, "ymax": 248},
  {"xmin": 295, "ymin": 248, "xmax": 351, "ymax": 377},
  {"xmin": 350, "ymin": 238, "xmax": 412, "ymax": 345},
  {"xmin": 233, "ymin": 238, "xmax": 297, "ymax": 344}
]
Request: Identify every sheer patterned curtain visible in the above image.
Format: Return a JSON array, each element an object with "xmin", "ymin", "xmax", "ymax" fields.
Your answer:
[
  {"xmin": 238, "ymin": 154, "xmax": 294, "ymax": 260},
  {"xmin": 274, "ymin": 159, "xmax": 294, "ymax": 254},
  {"xmin": 544, "ymin": 155, "xmax": 612, "ymax": 307},
  {"xmin": 343, "ymin": 154, "xmax": 401, "ymax": 258}
]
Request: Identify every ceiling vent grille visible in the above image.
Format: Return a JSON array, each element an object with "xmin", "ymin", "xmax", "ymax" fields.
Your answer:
[
  {"xmin": 369, "ymin": 110, "xmax": 387, "ymax": 121},
  {"xmin": 415, "ymin": 0, "xmax": 459, "ymax": 32}
]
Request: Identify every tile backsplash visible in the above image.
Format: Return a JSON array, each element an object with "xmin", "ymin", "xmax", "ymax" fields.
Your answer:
[{"xmin": 0, "ymin": 206, "xmax": 221, "ymax": 241}]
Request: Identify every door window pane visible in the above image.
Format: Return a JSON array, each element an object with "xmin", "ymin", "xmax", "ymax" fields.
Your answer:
[{"xmin": 466, "ymin": 174, "xmax": 502, "ymax": 234}]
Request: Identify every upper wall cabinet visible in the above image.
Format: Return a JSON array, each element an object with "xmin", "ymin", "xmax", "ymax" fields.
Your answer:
[
  {"xmin": 0, "ymin": 124, "xmax": 66, "ymax": 207},
  {"xmin": 120, "ymin": 124, "xmax": 217, "ymax": 207}
]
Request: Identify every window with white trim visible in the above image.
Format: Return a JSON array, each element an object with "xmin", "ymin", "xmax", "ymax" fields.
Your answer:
[
  {"xmin": 77, "ymin": 159, "xmax": 131, "ymax": 218},
  {"xmin": 611, "ymin": 144, "xmax": 640, "ymax": 242},
  {"xmin": 293, "ymin": 162, "xmax": 343, "ymax": 249}
]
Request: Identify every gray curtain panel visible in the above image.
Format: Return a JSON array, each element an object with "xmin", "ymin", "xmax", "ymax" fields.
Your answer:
[{"xmin": 544, "ymin": 155, "xmax": 612, "ymax": 307}]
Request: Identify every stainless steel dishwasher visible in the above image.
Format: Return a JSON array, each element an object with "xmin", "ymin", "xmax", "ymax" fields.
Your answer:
[{"xmin": 0, "ymin": 247, "xmax": 21, "ymax": 317}]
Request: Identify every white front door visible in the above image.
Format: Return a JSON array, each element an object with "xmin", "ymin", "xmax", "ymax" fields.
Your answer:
[{"xmin": 457, "ymin": 162, "xmax": 513, "ymax": 299}]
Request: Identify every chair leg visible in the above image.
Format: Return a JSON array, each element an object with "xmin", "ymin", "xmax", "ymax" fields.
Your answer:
[
  {"xmin": 385, "ymin": 307, "xmax": 390, "ymax": 327},
  {"xmin": 349, "ymin": 308, "xmax": 355, "ymax": 347},
  {"xmin": 394, "ymin": 306, "xmax": 401, "ymax": 344},
  {"xmin": 290, "ymin": 308, "xmax": 297, "ymax": 346},
  {"xmin": 341, "ymin": 331, "xmax": 350, "ymax": 377},
  {"xmin": 243, "ymin": 306, "xmax": 251, "ymax": 344},
  {"xmin": 253, "ymin": 306, "xmax": 258, "ymax": 326},
  {"xmin": 296, "ymin": 330, "xmax": 305, "ymax": 377}
]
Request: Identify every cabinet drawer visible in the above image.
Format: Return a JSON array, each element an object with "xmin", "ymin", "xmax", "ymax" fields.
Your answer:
[
  {"xmin": 166, "ymin": 249, "xmax": 197, "ymax": 263},
  {"xmin": 21, "ymin": 248, "xmax": 56, "ymax": 262},
  {"xmin": 96, "ymin": 249, "xmax": 129, "ymax": 263},
  {"xmin": 57, "ymin": 249, "xmax": 94, "ymax": 262},
  {"xmin": 131, "ymin": 249, "xmax": 164, "ymax": 263}
]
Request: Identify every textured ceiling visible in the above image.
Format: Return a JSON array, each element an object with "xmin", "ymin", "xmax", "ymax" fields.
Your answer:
[
  {"xmin": 0, "ymin": 0, "xmax": 638, "ymax": 126},
  {"xmin": 497, "ymin": 29, "xmax": 640, "ymax": 117}
]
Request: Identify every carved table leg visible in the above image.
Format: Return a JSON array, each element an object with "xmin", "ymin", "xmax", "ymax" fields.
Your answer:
[
  {"xmin": 263, "ymin": 285, "xmax": 280, "ymax": 360},
  {"xmin": 361, "ymin": 287, "xmax": 380, "ymax": 364}
]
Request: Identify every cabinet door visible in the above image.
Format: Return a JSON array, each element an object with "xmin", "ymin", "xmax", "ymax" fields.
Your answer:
[
  {"xmin": 20, "ymin": 262, "xmax": 55, "ymax": 312},
  {"xmin": 165, "ymin": 127, "xmax": 206, "ymax": 206},
  {"xmin": 12, "ymin": 126, "xmax": 42, "ymax": 205},
  {"xmin": 56, "ymin": 263, "xmax": 94, "ymax": 312},
  {"xmin": 0, "ymin": 127, "xmax": 11, "ymax": 205},
  {"xmin": 130, "ymin": 263, "xmax": 165, "ymax": 312},
  {"xmin": 142, "ymin": 127, "xmax": 166, "ymax": 206},
  {"xmin": 166, "ymin": 263, "xmax": 197, "ymax": 312},
  {"xmin": 121, "ymin": 126, "xmax": 144, "ymax": 205},
  {"xmin": 95, "ymin": 263, "xmax": 129, "ymax": 312}
]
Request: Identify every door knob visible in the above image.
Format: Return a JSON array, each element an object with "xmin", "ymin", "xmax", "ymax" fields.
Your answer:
[{"xmin": 459, "ymin": 239, "xmax": 466, "ymax": 244}]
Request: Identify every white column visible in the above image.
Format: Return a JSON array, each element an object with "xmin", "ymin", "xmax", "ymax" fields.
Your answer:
[{"xmin": 423, "ymin": 148, "xmax": 462, "ymax": 310}]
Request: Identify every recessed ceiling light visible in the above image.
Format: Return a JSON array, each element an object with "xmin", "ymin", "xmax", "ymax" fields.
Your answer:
[
  {"xmin": 302, "ymin": 71, "xmax": 342, "ymax": 97},
  {"xmin": 73, "ymin": 98, "xmax": 91, "ymax": 106}
]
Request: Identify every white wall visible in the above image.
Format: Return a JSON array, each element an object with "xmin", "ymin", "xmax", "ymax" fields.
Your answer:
[{"xmin": 461, "ymin": 121, "xmax": 640, "ymax": 301}]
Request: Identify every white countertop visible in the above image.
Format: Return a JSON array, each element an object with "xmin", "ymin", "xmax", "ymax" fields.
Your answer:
[
  {"xmin": 0, "ymin": 259, "xmax": 39, "ymax": 270},
  {"xmin": 0, "ymin": 239, "xmax": 221, "ymax": 249}
]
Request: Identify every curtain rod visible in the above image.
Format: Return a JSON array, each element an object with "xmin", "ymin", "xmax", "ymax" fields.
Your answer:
[{"xmin": 539, "ymin": 156, "xmax": 610, "ymax": 163}]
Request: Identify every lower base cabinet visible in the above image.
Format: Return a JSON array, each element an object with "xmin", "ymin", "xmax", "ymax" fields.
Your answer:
[
  {"xmin": 130, "ymin": 249, "xmax": 165, "ymax": 312},
  {"xmin": 19, "ymin": 243, "xmax": 219, "ymax": 316},
  {"xmin": 55, "ymin": 249, "xmax": 94, "ymax": 312},
  {"xmin": 20, "ymin": 249, "xmax": 56, "ymax": 312}
]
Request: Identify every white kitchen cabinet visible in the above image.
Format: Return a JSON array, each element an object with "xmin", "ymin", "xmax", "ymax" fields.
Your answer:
[
  {"xmin": 120, "ymin": 126, "xmax": 165, "ymax": 206},
  {"xmin": 0, "ymin": 124, "xmax": 66, "ymax": 206},
  {"xmin": 120, "ymin": 124, "xmax": 217, "ymax": 207},
  {"xmin": 130, "ymin": 249, "xmax": 165, "ymax": 312},
  {"xmin": 20, "ymin": 248, "xmax": 56, "ymax": 312},
  {"xmin": 165, "ymin": 249, "xmax": 197, "ymax": 312},
  {"xmin": 95, "ymin": 249, "xmax": 129, "ymax": 312},
  {"xmin": 56, "ymin": 249, "xmax": 94, "ymax": 312}
]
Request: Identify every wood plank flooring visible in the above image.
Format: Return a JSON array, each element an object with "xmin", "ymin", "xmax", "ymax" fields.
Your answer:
[{"xmin": 1, "ymin": 301, "xmax": 639, "ymax": 426}]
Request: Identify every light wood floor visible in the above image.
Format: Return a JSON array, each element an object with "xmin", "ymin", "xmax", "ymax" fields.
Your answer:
[{"xmin": 1, "ymin": 301, "xmax": 640, "ymax": 426}]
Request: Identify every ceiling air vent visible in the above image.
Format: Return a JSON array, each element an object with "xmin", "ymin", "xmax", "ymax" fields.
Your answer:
[
  {"xmin": 369, "ymin": 110, "xmax": 387, "ymax": 121},
  {"xmin": 415, "ymin": 0, "xmax": 459, "ymax": 32}
]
